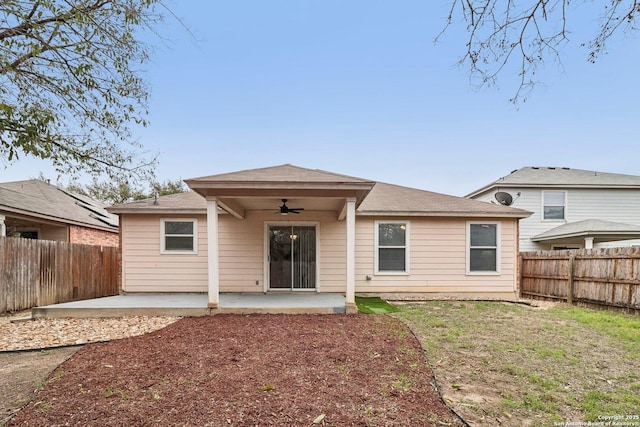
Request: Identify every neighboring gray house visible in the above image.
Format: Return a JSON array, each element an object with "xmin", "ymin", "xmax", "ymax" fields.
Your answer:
[
  {"xmin": 0, "ymin": 179, "xmax": 119, "ymax": 246},
  {"xmin": 466, "ymin": 167, "xmax": 640, "ymax": 251}
]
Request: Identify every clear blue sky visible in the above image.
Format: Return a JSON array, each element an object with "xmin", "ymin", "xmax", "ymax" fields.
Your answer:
[{"xmin": 2, "ymin": 1, "xmax": 639, "ymax": 196}]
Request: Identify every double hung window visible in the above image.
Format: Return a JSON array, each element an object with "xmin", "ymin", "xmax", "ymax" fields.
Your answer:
[
  {"xmin": 468, "ymin": 222, "xmax": 499, "ymax": 274},
  {"xmin": 161, "ymin": 219, "xmax": 197, "ymax": 253},
  {"xmin": 543, "ymin": 191, "xmax": 566, "ymax": 220},
  {"xmin": 375, "ymin": 221, "xmax": 409, "ymax": 274}
]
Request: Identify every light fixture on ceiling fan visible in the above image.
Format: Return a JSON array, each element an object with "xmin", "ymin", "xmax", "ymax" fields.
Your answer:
[{"xmin": 278, "ymin": 199, "xmax": 304, "ymax": 215}]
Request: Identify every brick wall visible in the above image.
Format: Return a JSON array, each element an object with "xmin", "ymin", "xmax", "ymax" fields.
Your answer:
[{"xmin": 69, "ymin": 225, "xmax": 119, "ymax": 247}]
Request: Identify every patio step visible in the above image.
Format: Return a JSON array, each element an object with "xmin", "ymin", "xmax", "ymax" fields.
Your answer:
[{"xmin": 30, "ymin": 293, "xmax": 349, "ymax": 319}]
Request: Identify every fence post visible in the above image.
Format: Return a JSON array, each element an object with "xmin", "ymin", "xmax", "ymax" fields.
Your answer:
[{"xmin": 567, "ymin": 255, "xmax": 575, "ymax": 305}]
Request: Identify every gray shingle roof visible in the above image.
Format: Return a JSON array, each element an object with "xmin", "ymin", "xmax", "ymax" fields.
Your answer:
[
  {"xmin": 467, "ymin": 166, "xmax": 640, "ymax": 197},
  {"xmin": 359, "ymin": 182, "xmax": 530, "ymax": 217},
  {"xmin": 107, "ymin": 191, "xmax": 208, "ymax": 214},
  {"xmin": 532, "ymin": 219, "xmax": 640, "ymax": 242},
  {"xmin": 187, "ymin": 163, "xmax": 373, "ymax": 184},
  {"xmin": 111, "ymin": 165, "xmax": 531, "ymax": 218},
  {"xmin": 0, "ymin": 180, "xmax": 118, "ymax": 231}
]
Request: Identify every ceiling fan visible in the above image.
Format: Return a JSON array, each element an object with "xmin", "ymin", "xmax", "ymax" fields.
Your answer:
[{"xmin": 278, "ymin": 199, "xmax": 304, "ymax": 215}]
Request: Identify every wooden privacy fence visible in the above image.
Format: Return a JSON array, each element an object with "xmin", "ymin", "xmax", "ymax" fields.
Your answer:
[
  {"xmin": 0, "ymin": 237, "xmax": 120, "ymax": 313},
  {"xmin": 520, "ymin": 247, "xmax": 640, "ymax": 313}
]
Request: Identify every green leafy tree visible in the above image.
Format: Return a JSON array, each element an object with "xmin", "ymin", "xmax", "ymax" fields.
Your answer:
[
  {"xmin": 150, "ymin": 178, "xmax": 188, "ymax": 198},
  {"xmin": 67, "ymin": 178, "xmax": 186, "ymax": 205},
  {"xmin": 0, "ymin": 0, "xmax": 164, "ymax": 179},
  {"xmin": 441, "ymin": 1, "xmax": 640, "ymax": 102}
]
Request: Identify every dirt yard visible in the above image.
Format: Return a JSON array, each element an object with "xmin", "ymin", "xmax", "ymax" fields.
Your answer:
[
  {"xmin": 1, "ymin": 347, "xmax": 79, "ymax": 426},
  {"xmin": 7, "ymin": 314, "xmax": 464, "ymax": 426}
]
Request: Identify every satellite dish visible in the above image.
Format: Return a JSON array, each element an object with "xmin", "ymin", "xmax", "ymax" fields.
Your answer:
[{"xmin": 495, "ymin": 192, "xmax": 514, "ymax": 206}]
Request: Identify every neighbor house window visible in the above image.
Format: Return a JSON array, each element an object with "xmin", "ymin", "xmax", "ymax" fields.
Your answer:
[
  {"xmin": 161, "ymin": 219, "xmax": 197, "ymax": 253},
  {"xmin": 375, "ymin": 221, "xmax": 409, "ymax": 274},
  {"xmin": 543, "ymin": 191, "xmax": 566, "ymax": 220},
  {"xmin": 467, "ymin": 222, "xmax": 499, "ymax": 274}
]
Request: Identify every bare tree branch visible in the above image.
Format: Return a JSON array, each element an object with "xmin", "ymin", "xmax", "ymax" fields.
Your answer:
[{"xmin": 441, "ymin": 1, "xmax": 640, "ymax": 103}]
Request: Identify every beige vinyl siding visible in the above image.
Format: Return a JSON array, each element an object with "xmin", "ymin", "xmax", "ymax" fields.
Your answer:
[
  {"xmin": 315, "ymin": 214, "xmax": 346, "ymax": 293},
  {"xmin": 218, "ymin": 212, "xmax": 265, "ymax": 292},
  {"xmin": 218, "ymin": 211, "xmax": 346, "ymax": 293},
  {"xmin": 120, "ymin": 211, "xmax": 348, "ymax": 293},
  {"xmin": 121, "ymin": 211, "xmax": 519, "ymax": 297},
  {"xmin": 120, "ymin": 214, "xmax": 208, "ymax": 292},
  {"xmin": 354, "ymin": 217, "xmax": 519, "ymax": 296}
]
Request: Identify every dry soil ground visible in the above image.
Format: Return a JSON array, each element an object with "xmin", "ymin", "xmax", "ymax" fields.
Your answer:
[{"xmin": 1, "ymin": 347, "xmax": 78, "ymax": 426}]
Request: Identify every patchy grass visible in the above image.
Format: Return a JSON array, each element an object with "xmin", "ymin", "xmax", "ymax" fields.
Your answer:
[
  {"xmin": 551, "ymin": 306, "xmax": 640, "ymax": 354},
  {"xmin": 394, "ymin": 301, "xmax": 640, "ymax": 427},
  {"xmin": 355, "ymin": 296, "xmax": 399, "ymax": 314}
]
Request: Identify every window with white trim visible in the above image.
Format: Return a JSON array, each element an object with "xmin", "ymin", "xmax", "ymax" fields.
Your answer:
[
  {"xmin": 375, "ymin": 221, "xmax": 409, "ymax": 274},
  {"xmin": 161, "ymin": 219, "xmax": 197, "ymax": 253},
  {"xmin": 543, "ymin": 191, "xmax": 566, "ymax": 220},
  {"xmin": 467, "ymin": 222, "xmax": 499, "ymax": 274}
]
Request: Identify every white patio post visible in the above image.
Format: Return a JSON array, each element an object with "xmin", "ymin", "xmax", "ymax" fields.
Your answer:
[
  {"xmin": 0, "ymin": 214, "xmax": 5, "ymax": 237},
  {"xmin": 207, "ymin": 197, "xmax": 220, "ymax": 308},
  {"xmin": 346, "ymin": 197, "xmax": 356, "ymax": 312},
  {"xmin": 584, "ymin": 237, "xmax": 594, "ymax": 250}
]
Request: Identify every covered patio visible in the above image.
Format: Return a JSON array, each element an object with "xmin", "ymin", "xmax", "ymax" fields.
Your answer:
[
  {"xmin": 183, "ymin": 165, "xmax": 375, "ymax": 312},
  {"xmin": 31, "ymin": 293, "xmax": 347, "ymax": 319}
]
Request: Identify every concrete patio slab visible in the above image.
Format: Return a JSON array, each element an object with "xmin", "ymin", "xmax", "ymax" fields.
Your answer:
[{"xmin": 31, "ymin": 293, "xmax": 347, "ymax": 318}]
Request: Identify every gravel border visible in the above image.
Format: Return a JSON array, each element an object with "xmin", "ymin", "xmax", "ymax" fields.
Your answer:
[{"xmin": 0, "ymin": 311, "xmax": 179, "ymax": 352}]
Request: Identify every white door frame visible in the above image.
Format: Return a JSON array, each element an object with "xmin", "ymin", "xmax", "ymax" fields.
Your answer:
[{"xmin": 264, "ymin": 221, "xmax": 320, "ymax": 292}]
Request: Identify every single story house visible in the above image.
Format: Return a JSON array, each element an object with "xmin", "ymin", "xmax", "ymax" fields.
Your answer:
[
  {"xmin": 107, "ymin": 164, "xmax": 531, "ymax": 312},
  {"xmin": 0, "ymin": 179, "xmax": 119, "ymax": 246}
]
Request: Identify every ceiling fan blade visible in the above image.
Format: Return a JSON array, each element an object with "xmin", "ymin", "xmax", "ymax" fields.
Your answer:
[{"xmin": 277, "ymin": 199, "xmax": 304, "ymax": 214}]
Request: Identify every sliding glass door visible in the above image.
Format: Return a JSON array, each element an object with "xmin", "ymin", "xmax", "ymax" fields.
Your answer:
[{"xmin": 268, "ymin": 225, "xmax": 316, "ymax": 290}]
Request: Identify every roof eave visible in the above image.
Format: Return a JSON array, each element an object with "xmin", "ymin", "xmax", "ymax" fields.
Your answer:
[
  {"xmin": 184, "ymin": 180, "xmax": 375, "ymax": 190},
  {"xmin": 532, "ymin": 231, "xmax": 640, "ymax": 242},
  {"xmin": 357, "ymin": 210, "xmax": 531, "ymax": 218},
  {"xmin": 468, "ymin": 184, "xmax": 640, "ymax": 196},
  {"xmin": 1, "ymin": 206, "xmax": 118, "ymax": 232},
  {"xmin": 106, "ymin": 208, "xmax": 209, "ymax": 215},
  {"xmin": 185, "ymin": 181, "xmax": 376, "ymax": 207}
]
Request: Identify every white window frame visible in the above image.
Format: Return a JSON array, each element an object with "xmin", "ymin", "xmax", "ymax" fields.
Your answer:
[
  {"xmin": 374, "ymin": 220, "xmax": 410, "ymax": 275},
  {"xmin": 542, "ymin": 190, "xmax": 567, "ymax": 221},
  {"xmin": 466, "ymin": 221, "xmax": 500, "ymax": 275},
  {"xmin": 160, "ymin": 218, "xmax": 198, "ymax": 254}
]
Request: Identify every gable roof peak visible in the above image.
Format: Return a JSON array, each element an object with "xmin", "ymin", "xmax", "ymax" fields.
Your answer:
[{"xmin": 186, "ymin": 163, "xmax": 374, "ymax": 184}]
